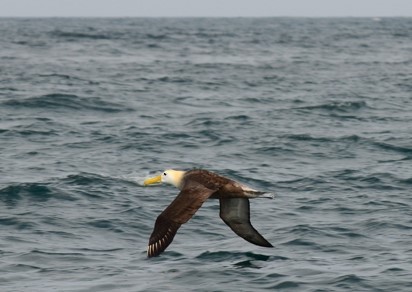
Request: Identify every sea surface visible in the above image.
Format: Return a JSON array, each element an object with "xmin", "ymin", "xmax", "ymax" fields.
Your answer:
[{"xmin": 1, "ymin": 17, "xmax": 412, "ymax": 291}]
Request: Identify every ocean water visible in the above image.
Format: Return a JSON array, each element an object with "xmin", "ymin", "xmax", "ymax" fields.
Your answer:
[{"xmin": 1, "ymin": 17, "xmax": 412, "ymax": 291}]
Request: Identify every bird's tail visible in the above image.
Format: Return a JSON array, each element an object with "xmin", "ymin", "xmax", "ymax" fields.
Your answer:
[
  {"xmin": 259, "ymin": 192, "xmax": 275, "ymax": 199},
  {"xmin": 244, "ymin": 190, "xmax": 275, "ymax": 199},
  {"xmin": 238, "ymin": 183, "xmax": 275, "ymax": 199}
]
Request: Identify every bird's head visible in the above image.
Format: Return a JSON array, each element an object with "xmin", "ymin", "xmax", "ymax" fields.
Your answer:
[{"xmin": 144, "ymin": 169, "xmax": 185, "ymax": 189}]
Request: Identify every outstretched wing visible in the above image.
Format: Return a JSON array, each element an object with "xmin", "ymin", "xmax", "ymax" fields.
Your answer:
[
  {"xmin": 147, "ymin": 184, "xmax": 215, "ymax": 257},
  {"xmin": 219, "ymin": 198, "xmax": 273, "ymax": 247},
  {"xmin": 147, "ymin": 214, "xmax": 180, "ymax": 258}
]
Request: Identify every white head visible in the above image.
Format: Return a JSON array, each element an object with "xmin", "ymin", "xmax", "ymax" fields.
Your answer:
[{"xmin": 144, "ymin": 169, "xmax": 185, "ymax": 189}]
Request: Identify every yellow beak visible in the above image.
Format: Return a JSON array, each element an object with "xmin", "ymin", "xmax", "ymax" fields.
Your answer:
[{"xmin": 143, "ymin": 175, "xmax": 162, "ymax": 186}]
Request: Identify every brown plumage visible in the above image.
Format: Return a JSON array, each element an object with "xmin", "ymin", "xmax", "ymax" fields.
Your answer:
[{"xmin": 144, "ymin": 169, "xmax": 273, "ymax": 257}]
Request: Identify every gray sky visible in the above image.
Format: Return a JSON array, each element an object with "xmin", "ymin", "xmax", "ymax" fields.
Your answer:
[{"xmin": 1, "ymin": 0, "xmax": 412, "ymax": 17}]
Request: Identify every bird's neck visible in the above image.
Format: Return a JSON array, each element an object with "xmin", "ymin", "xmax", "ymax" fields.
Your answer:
[{"xmin": 170, "ymin": 170, "xmax": 186, "ymax": 189}]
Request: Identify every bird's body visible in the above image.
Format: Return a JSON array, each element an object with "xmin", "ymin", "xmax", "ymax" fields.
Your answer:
[{"xmin": 144, "ymin": 169, "xmax": 273, "ymax": 257}]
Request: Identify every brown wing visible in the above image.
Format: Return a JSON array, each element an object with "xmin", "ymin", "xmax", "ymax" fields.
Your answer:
[
  {"xmin": 147, "ymin": 184, "xmax": 215, "ymax": 257},
  {"xmin": 219, "ymin": 198, "xmax": 273, "ymax": 247},
  {"xmin": 184, "ymin": 169, "xmax": 232, "ymax": 191}
]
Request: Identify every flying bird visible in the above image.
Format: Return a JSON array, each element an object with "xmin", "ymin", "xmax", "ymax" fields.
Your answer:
[{"xmin": 144, "ymin": 169, "xmax": 273, "ymax": 257}]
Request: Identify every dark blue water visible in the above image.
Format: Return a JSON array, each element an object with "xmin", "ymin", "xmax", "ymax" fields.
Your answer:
[{"xmin": 1, "ymin": 17, "xmax": 412, "ymax": 291}]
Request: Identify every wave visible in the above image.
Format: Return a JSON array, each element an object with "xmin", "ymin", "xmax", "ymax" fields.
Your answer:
[
  {"xmin": 145, "ymin": 33, "xmax": 169, "ymax": 40},
  {"xmin": 196, "ymin": 251, "xmax": 277, "ymax": 261},
  {"xmin": 0, "ymin": 183, "xmax": 53, "ymax": 205},
  {"xmin": 332, "ymin": 170, "xmax": 409, "ymax": 190},
  {"xmin": 373, "ymin": 141, "xmax": 412, "ymax": 155},
  {"xmin": 0, "ymin": 172, "xmax": 128, "ymax": 205},
  {"xmin": 280, "ymin": 133, "xmax": 362, "ymax": 143},
  {"xmin": 3, "ymin": 93, "xmax": 133, "ymax": 113},
  {"xmin": 37, "ymin": 73, "xmax": 100, "ymax": 85},
  {"xmin": 50, "ymin": 30, "xmax": 113, "ymax": 40},
  {"xmin": 270, "ymin": 281, "xmax": 300, "ymax": 289},
  {"xmin": 294, "ymin": 101, "xmax": 368, "ymax": 113},
  {"xmin": 0, "ymin": 217, "xmax": 37, "ymax": 230},
  {"xmin": 156, "ymin": 76, "xmax": 193, "ymax": 83},
  {"xmin": 278, "ymin": 133, "xmax": 412, "ymax": 158}
]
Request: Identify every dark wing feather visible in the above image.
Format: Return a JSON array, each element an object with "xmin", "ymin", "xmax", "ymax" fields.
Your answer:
[
  {"xmin": 147, "ymin": 214, "xmax": 180, "ymax": 257},
  {"xmin": 147, "ymin": 184, "xmax": 215, "ymax": 257},
  {"xmin": 219, "ymin": 198, "xmax": 273, "ymax": 247}
]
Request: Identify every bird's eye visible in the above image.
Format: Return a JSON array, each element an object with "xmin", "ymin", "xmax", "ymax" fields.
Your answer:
[{"xmin": 163, "ymin": 172, "xmax": 167, "ymax": 176}]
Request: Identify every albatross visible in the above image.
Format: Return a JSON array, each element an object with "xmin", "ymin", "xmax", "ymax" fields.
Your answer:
[{"xmin": 144, "ymin": 169, "xmax": 273, "ymax": 257}]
